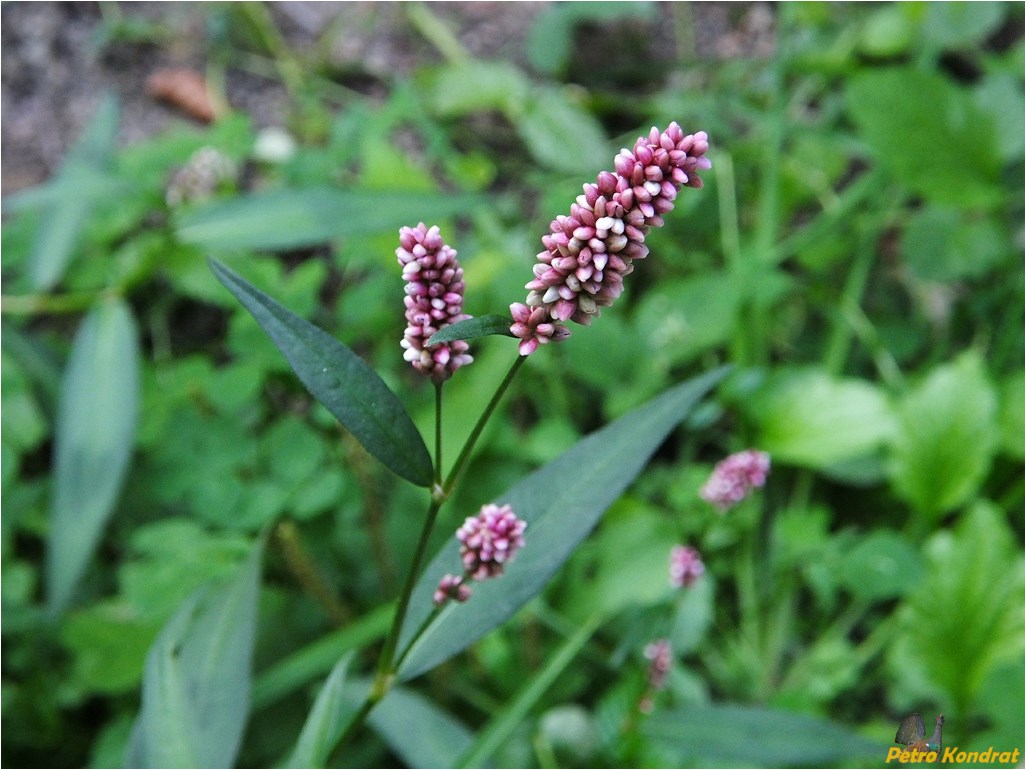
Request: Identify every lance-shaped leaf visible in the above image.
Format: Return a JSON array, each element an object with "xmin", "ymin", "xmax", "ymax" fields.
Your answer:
[
  {"xmin": 126, "ymin": 539, "xmax": 263, "ymax": 768},
  {"xmin": 396, "ymin": 367, "xmax": 729, "ymax": 680},
  {"xmin": 642, "ymin": 703, "xmax": 880, "ymax": 766},
  {"xmin": 29, "ymin": 94, "xmax": 121, "ymax": 290},
  {"xmin": 286, "ymin": 655, "xmax": 362, "ymax": 769},
  {"xmin": 368, "ymin": 685, "xmax": 475, "ymax": 768},
  {"xmin": 210, "ymin": 259, "xmax": 433, "ymax": 487},
  {"xmin": 47, "ymin": 297, "xmax": 139, "ymax": 614},
  {"xmin": 177, "ymin": 189, "xmax": 480, "ymax": 252},
  {"xmin": 427, "ymin": 314, "xmax": 515, "ymax": 346}
]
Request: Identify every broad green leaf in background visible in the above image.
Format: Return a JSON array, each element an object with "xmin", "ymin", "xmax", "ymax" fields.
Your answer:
[
  {"xmin": 20, "ymin": 94, "xmax": 122, "ymax": 290},
  {"xmin": 642, "ymin": 703, "xmax": 880, "ymax": 767},
  {"xmin": 997, "ymin": 370, "xmax": 1024, "ymax": 460},
  {"xmin": 396, "ymin": 367, "xmax": 729, "ymax": 680},
  {"xmin": 838, "ymin": 530, "xmax": 923, "ymax": 602},
  {"xmin": 887, "ymin": 351, "xmax": 998, "ymax": 519},
  {"xmin": 514, "ymin": 87, "xmax": 610, "ymax": 173},
  {"xmin": 427, "ymin": 314, "xmax": 515, "ymax": 346},
  {"xmin": 420, "ymin": 60, "xmax": 530, "ymax": 117},
  {"xmin": 922, "ymin": 1, "xmax": 1007, "ymax": 49},
  {"xmin": 525, "ymin": 2, "xmax": 658, "ymax": 75},
  {"xmin": 47, "ymin": 297, "xmax": 140, "ymax": 614},
  {"xmin": 743, "ymin": 368, "xmax": 895, "ymax": 469},
  {"xmin": 177, "ymin": 188, "xmax": 481, "ymax": 252},
  {"xmin": 900, "ymin": 207, "xmax": 1009, "ymax": 282},
  {"xmin": 845, "ymin": 68, "xmax": 1001, "ymax": 206},
  {"xmin": 210, "ymin": 259, "xmax": 433, "ymax": 487},
  {"xmin": 887, "ymin": 501, "xmax": 1024, "ymax": 716},
  {"xmin": 285, "ymin": 655, "xmax": 360, "ymax": 769},
  {"xmin": 126, "ymin": 539, "xmax": 263, "ymax": 768}
]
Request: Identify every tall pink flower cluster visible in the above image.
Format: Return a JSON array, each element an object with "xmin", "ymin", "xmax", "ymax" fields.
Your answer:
[
  {"xmin": 397, "ymin": 223, "xmax": 473, "ymax": 383},
  {"xmin": 510, "ymin": 123, "xmax": 711, "ymax": 355},
  {"xmin": 669, "ymin": 545, "xmax": 705, "ymax": 589},
  {"xmin": 434, "ymin": 503, "xmax": 527, "ymax": 606},
  {"xmin": 700, "ymin": 449, "xmax": 771, "ymax": 510}
]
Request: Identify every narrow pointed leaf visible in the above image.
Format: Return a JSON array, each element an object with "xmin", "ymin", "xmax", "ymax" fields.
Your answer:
[
  {"xmin": 178, "ymin": 189, "xmax": 480, "ymax": 252},
  {"xmin": 427, "ymin": 314, "xmax": 515, "ymax": 346},
  {"xmin": 30, "ymin": 94, "xmax": 120, "ymax": 290},
  {"xmin": 128, "ymin": 540, "xmax": 263, "ymax": 768},
  {"xmin": 642, "ymin": 703, "xmax": 880, "ymax": 766},
  {"xmin": 47, "ymin": 297, "xmax": 139, "ymax": 614},
  {"xmin": 210, "ymin": 259, "xmax": 433, "ymax": 486},
  {"xmin": 286, "ymin": 655, "xmax": 360, "ymax": 768},
  {"xmin": 396, "ymin": 367, "xmax": 729, "ymax": 680}
]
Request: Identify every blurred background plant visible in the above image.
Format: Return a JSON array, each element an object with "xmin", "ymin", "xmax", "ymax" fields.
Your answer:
[{"xmin": 2, "ymin": 2, "xmax": 1022, "ymax": 767}]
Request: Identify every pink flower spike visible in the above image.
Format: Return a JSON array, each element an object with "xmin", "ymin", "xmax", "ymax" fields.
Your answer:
[
  {"xmin": 397, "ymin": 222, "xmax": 473, "ymax": 383},
  {"xmin": 699, "ymin": 449, "xmax": 771, "ymax": 511},
  {"xmin": 433, "ymin": 573, "xmax": 472, "ymax": 607},
  {"xmin": 639, "ymin": 638, "xmax": 673, "ymax": 713},
  {"xmin": 512, "ymin": 123, "xmax": 710, "ymax": 354},
  {"xmin": 669, "ymin": 545, "xmax": 705, "ymax": 589},
  {"xmin": 455, "ymin": 503, "xmax": 527, "ymax": 581}
]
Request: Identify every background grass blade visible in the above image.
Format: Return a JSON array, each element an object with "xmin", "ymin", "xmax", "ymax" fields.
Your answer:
[
  {"xmin": 210, "ymin": 258, "xmax": 433, "ymax": 487},
  {"xmin": 47, "ymin": 296, "xmax": 139, "ymax": 614},
  {"xmin": 396, "ymin": 367, "xmax": 729, "ymax": 680},
  {"xmin": 285, "ymin": 655, "xmax": 360, "ymax": 769},
  {"xmin": 177, "ymin": 189, "xmax": 480, "ymax": 252},
  {"xmin": 128, "ymin": 539, "xmax": 264, "ymax": 768}
]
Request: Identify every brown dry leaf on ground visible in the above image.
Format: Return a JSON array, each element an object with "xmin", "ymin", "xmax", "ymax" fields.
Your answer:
[{"xmin": 146, "ymin": 67, "xmax": 217, "ymax": 123}]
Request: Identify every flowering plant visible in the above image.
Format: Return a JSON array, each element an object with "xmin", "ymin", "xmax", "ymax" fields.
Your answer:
[{"xmin": 188, "ymin": 122, "xmax": 731, "ymax": 760}]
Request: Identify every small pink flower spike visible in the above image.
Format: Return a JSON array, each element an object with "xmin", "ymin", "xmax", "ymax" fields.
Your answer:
[
  {"xmin": 639, "ymin": 638, "xmax": 673, "ymax": 713},
  {"xmin": 456, "ymin": 503, "xmax": 527, "ymax": 581},
  {"xmin": 431, "ymin": 505, "xmax": 527, "ymax": 609},
  {"xmin": 433, "ymin": 573, "xmax": 472, "ymax": 607},
  {"xmin": 669, "ymin": 545, "xmax": 705, "ymax": 589},
  {"xmin": 397, "ymin": 222, "xmax": 473, "ymax": 382},
  {"xmin": 511, "ymin": 123, "xmax": 711, "ymax": 354},
  {"xmin": 699, "ymin": 449, "xmax": 771, "ymax": 511}
]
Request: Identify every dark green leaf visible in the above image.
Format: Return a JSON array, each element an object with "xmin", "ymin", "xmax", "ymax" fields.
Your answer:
[
  {"xmin": 210, "ymin": 259, "xmax": 433, "ymax": 487},
  {"xmin": 426, "ymin": 314, "xmax": 514, "ymax": 346},
  {"xmin": 47, "ymin": 297, "xmax": 139, "ymax": 614},
  {"xmin": 839, "ymin": 531, "xmax": 923, "ymax": 601},
  {"xmin": 127, "ymin": 539, "xmax": 263, "ymax": 768},
  {"xmin": 396, "ymin": 367, "xmax": 729, "ymax": 680},
  {"xmin": 178, "ymin": 188, "xmax": 480, "ymax": 252},
  {"xmin": 642, "ymin": 703, "xmax": 880, "ymax": 766}
]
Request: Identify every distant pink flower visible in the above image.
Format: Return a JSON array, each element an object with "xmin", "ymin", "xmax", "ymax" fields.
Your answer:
[
  {"xmin": 433, "ymin": 573, "xmax": 471, "ymax": 606},
  {"xmin": 639, "ymin": 638, "xmax": 673, "ymax": 713},
  {"xmin": 669, "ymin": 545, "xmax": 705, "ymax": 589},
  {"xmin": 511, "ymin": 122, "xmax": 711, "ymax": 354},
  {"xmin": 700, "ymin": 449, "xmax": 771, "ymax": 510},
  {"xmin": 457, "ymin": 503, "xmax": 527, "ymax": 581},
  {"xmin": 397, "ymin": 222, "xmax": 473, "ymax": 382},
  {"xmin": 434, "ymin": 503, "xmax": 528, "ymax": 608}
]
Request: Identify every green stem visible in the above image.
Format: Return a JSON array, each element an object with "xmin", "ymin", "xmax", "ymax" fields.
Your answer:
[
  {"xmin": 443, "ymin": 355, "xmax": 525, "ymax": 495},
  {"xmin": 434, "ymin": 382, "xmax": 444, "ymax": 488}
]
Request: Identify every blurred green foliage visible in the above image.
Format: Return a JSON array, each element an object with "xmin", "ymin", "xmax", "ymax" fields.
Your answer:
[{"xmin": 1, "ymin": 2, "xmax": 1022, "ymax": 767}]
